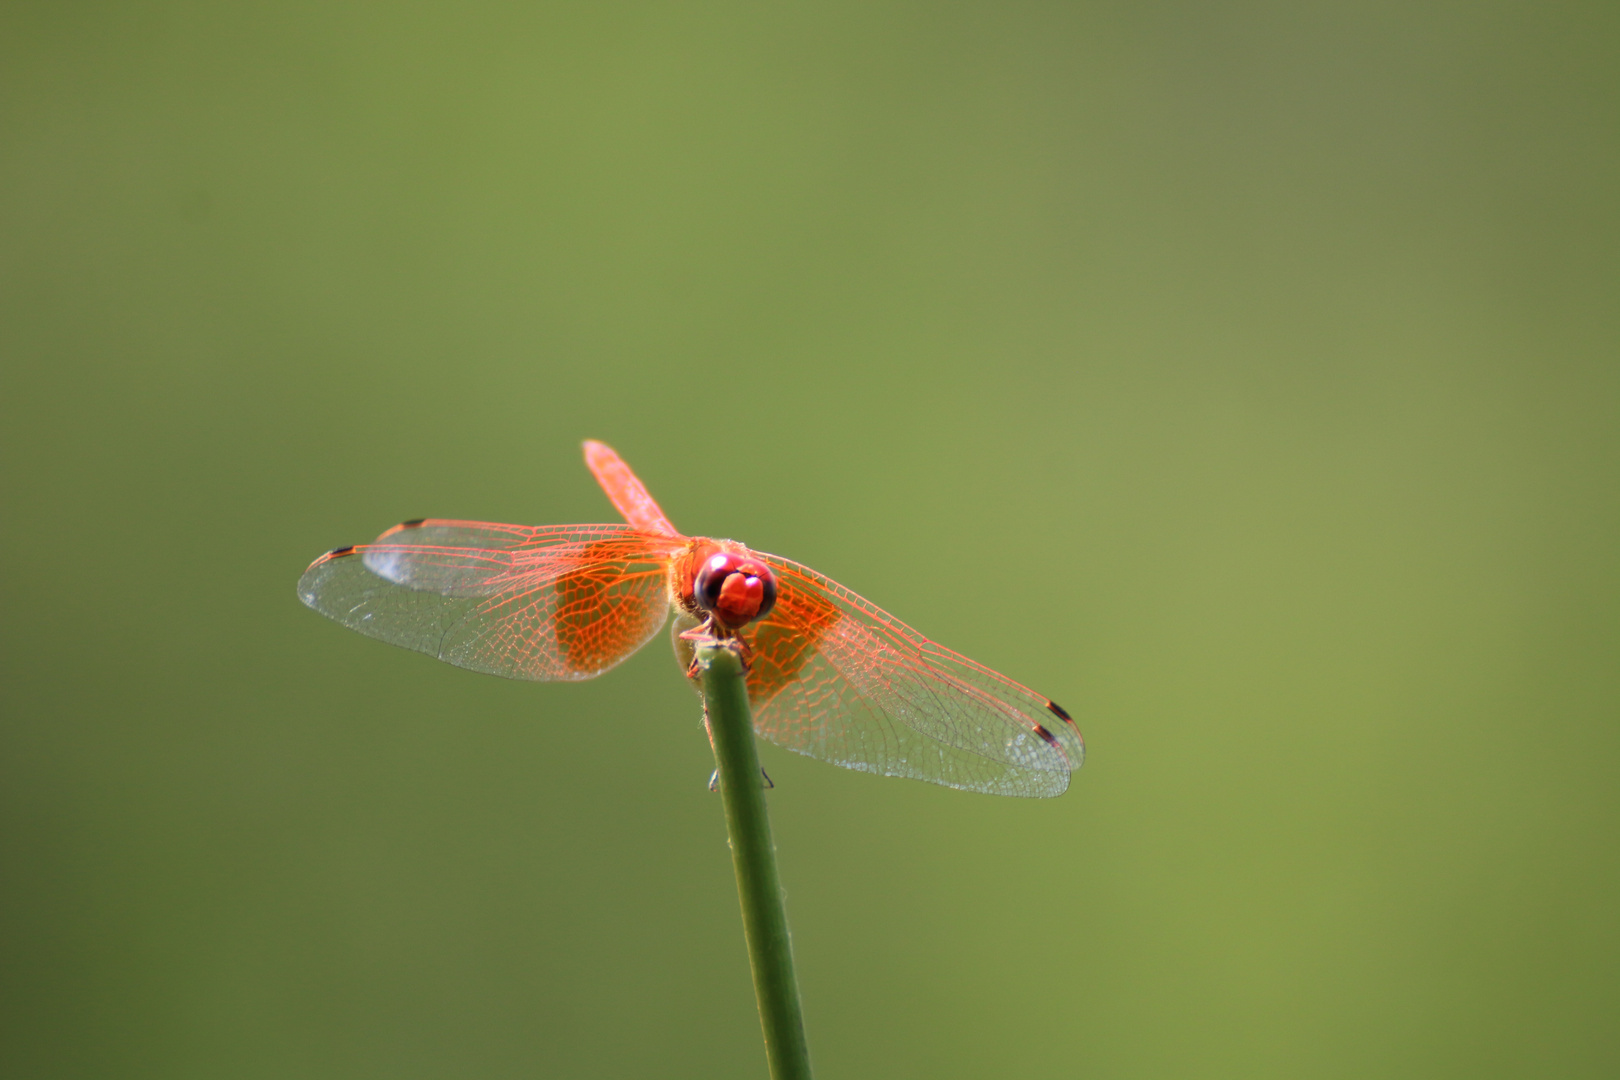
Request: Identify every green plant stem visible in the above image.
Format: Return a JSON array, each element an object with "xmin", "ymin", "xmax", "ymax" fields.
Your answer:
[{"xmin": 698, "ymin": 643, "xmax": 813, "ymax": 1080}]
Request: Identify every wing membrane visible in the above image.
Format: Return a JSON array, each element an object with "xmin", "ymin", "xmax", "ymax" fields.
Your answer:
[
  {"xmin": 584, "ymin": 441, "xmax": 680, "ymax": 537},
  {"xmin": 744, "ymin": 553, "xmax": 1083, "ymax": 797},
  {"xmin": 298, "ymin": 520, "xmax": 681, "ymax": 680}
]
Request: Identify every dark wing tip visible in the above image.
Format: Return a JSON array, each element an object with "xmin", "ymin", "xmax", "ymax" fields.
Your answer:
[
  {"xmin": 1045, "ymin": 699, "xmax": 1073, "ymax": 724},
  {"xmin": 400, "ymin": 518, "xmax": 427, "ymax": 527},
  {"xmin": 1033, "ymin": 723, "xmax": 1061, "ymax": 750},
  {"xmin": 327, "ymin": 545, "xmax": 357, "ymax": 558}
]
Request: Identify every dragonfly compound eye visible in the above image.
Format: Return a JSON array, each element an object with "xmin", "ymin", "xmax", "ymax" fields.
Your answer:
[{"xmin": 695, "ymin": 552, "xmax": 778, "ymax": 629}]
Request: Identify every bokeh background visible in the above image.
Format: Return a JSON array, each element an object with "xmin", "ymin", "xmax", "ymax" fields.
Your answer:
[{"xmin": 3, "ymin": 3, "xmax": 1616, "ymax": 1077}]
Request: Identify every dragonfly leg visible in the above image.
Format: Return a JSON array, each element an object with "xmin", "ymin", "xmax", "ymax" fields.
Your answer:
[
  {"xmin": 677, "ymin": 616, "xmax": 719, "ymax": 644},
  {"xmin": 708, "ymin": 767, "xmax": 774, "ymax": 792},
  {"xmin": 680, "ymin": 619, "xmax": 753, "ymax": 674},
  {"xmin": 681, "ymin": 617, "xmax": 719, "ymax": 679}
]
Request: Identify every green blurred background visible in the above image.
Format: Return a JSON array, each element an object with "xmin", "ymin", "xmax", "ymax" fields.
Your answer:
[{"xmin": 3, "ymin": 2, "xmax": 1616, "ymax": 1077}]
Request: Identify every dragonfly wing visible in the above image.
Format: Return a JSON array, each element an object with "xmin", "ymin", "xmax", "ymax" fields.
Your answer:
[
  {"xmin": 298, "ymin": 520, "xmax": 680, "ymax": 681},
  {"xmin": 583, "ymin": 441, "xmax": 680, "ymax": 537},
  {"xmin": 744, "ymin": 554, "xmax": 1083, "ymax": 797}
]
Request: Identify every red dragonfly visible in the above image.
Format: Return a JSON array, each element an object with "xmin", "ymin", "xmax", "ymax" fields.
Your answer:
[{"xmin": 298, "ymin": 442, "xmax": 1083, "ymax": 796}]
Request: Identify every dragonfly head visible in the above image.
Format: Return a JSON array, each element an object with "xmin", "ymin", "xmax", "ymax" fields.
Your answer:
[{"xmin": 694, "ymin": 551, "xmax": 778, "ymax": 630}]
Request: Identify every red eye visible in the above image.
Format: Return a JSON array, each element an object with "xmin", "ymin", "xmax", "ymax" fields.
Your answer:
[{"xmin": 694, "ymin": 552, "xmax": 778, "ymax": 629}]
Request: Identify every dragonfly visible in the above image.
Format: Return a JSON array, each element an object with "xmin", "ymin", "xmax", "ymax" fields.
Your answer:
[{"xmin": 297, "ymin": 442, "xmax": 1084, "ymax": 796}]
